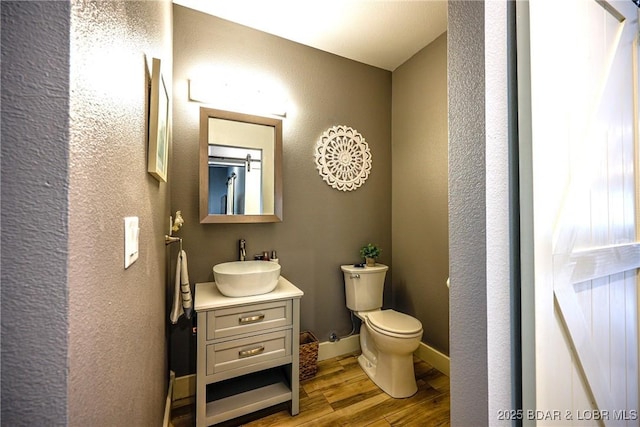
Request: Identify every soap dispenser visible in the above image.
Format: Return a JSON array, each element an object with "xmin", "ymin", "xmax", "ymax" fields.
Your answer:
[{"xmin": 270, "ymin": 250, "xmax": 279, "ymax": 264}]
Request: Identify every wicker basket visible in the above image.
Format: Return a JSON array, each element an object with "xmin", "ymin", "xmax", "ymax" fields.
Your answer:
[{"xmin": 299, "ymin": 331, "xmax": 319, "ymax": 381}]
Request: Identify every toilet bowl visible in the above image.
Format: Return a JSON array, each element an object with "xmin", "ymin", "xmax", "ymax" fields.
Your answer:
[
  {"xmin": 341, "ymin": 264, "xmax": 423, "ymax": 398},
  {"xmin": 356, "ymin": 309, "xmax": 423, "ymax": 398}
]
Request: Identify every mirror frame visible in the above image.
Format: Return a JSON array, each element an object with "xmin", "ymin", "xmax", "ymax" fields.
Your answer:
[{"xmin": 199, "ymin": 107, "xmax": 283, "ymax": 223}]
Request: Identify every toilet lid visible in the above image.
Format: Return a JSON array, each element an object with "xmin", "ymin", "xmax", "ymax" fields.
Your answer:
[{"xmin": 367, "ymin": 309, "xmax": 422, "ymax": 335}]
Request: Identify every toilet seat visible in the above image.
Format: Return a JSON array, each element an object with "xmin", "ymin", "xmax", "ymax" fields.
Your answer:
[{"xmin": 366, "ymin": 309, "xmax": 422, "ymax": 338}]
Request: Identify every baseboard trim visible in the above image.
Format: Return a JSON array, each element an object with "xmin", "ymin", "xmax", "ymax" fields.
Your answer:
[
  {"xmin": 318, "ymin": 335, "xmax": 450, "ymax": 377},
  {"xmin": 163, "ymin": 370, "xmax": 175, "ymax": 427},
  {"xmin": 415, "ymin": 341, "xmax": 450, "ymax": 377},
  {"xmin": 173, "ymin": 373, "xmax": 196, "ymax": 403}
]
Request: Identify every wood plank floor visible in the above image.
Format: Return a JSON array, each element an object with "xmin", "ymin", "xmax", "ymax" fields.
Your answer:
[{"xmin": 171, "ymin": 352, "xmax": 450, "ymax": 427}]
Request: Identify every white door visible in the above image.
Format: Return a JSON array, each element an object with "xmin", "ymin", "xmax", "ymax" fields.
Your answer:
[{"xmin": 525, "ymin": 0, "xmax": 640, "ymax": 425}]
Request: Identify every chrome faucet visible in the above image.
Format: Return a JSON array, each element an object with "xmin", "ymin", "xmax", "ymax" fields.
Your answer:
[{"xmin": 239, "ymin": 239, "xmax": 246, "ymax": 261}]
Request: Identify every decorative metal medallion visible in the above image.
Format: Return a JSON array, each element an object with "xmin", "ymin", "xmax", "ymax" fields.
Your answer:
[{"xmin": 314, "ymin": 125, "xmax": 372, "ymax": 191}]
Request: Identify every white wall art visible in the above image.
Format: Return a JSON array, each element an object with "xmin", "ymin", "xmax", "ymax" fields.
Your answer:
[
  {"xmin": 314, "ymin": 125, "xmax": 372, "ymax": 191},
  {"xmin": 148, "ymin": 57, "xmax": 169, "ymax": 182}
]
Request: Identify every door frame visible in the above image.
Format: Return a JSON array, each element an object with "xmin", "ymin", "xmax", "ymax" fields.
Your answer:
[{"xmin": 516, "ymin": 1, "xmax": 640, "ymax": 425}]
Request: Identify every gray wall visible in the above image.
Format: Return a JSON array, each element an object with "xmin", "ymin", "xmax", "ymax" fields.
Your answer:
[
  {"xmin": 2, "ymin": 1, "xmax": 173, "ymax": 425},
  {"xmin": 391, "ymin": 33, "xmax": 449, "ymax": 355},
  {"xmin": 1, "ymin": 2, "xmax": 70, "ymax": 424},
  {"xmin": 448, "ymin": 1, "xmax": 516, "ymax": 425},
  {"xmin": 448, "ymin": 1, "xmax": 489, "ymax": 425},
  {"xmin": 172, "ymin": 5, "xmax": 393, "ymax": 376}
]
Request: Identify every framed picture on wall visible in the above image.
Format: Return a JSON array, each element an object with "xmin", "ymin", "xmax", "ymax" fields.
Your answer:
[{"xmin": 148, "ymin": 57, "xmax": 169, "ymax": 182}]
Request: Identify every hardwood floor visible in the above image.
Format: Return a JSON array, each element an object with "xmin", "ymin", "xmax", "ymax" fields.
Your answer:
[{"xmin": 171, "ymin": 352, "xmax": 450, "ymax": 427}]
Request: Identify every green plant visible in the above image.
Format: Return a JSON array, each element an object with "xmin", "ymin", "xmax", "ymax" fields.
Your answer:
[{"xmin": 360, "ymin": 243, "xmax": 381, "ymax": 260}]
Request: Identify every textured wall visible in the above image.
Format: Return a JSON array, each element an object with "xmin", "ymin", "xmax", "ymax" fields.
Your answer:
[
  {"xmin": 448, "ymin": 0, "xmax": 517, "ymax": 424},
  {"xmin": 68, "ymin": 1, "xmax": 172, "ymax": 425},
  {"xmin": 448, "ymin": 1, "xmax": 489, "ymax": 425},
  {"xmin": 1, "ymin": 2, "xmax": 70, "ymax": 425},
  {"xmin": 448, "ymin": 2, "xmax": 516, "ymax": 422},
  {"xmin": 391, "ymin": 33, "xmax": 449, "ymax": 355},
  {"xmin": 172, "ymin": 5, "xmax": 392, "ymax": 376}
]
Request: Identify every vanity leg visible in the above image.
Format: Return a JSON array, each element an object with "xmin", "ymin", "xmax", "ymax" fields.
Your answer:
[
  {"xmin": 195, "ymin": 312, "xmax": 207, "ymax": 427},
  {"xmin": 290, "ymin": 298, "xmax": 300, "ymax": 415}
]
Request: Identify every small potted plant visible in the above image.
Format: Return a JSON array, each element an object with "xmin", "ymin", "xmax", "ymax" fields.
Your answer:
[{"xmin": 360, "ymin": 243, "xmax": 381, "ymax": 267}]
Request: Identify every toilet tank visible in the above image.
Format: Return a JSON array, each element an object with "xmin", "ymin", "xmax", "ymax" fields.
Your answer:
[{"xmin": 341, "ymin": 264, "xmax": 389, "ymax": 311}]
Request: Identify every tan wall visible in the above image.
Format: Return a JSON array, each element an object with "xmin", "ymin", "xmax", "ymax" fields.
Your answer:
[
  {"xmin": 68, "ymin": 1, "xmax": 172, "ymax": 424},
  {"xmin": 171, "ymin": 5, "xmax": 392, "ymax": 375},
  {"xmin": 392, "ymin": 34, "xmax": 449, "ymax": 354}
]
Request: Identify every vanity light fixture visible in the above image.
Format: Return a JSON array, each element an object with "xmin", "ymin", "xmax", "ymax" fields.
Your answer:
[{"xmin": 188, "ymin": 79, "xmax": 287, "ymax": 117}]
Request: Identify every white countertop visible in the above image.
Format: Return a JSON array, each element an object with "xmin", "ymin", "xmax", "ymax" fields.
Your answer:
[{"xmin": 195, "ymin": 276, "xmax": 304, "ymax": 311}]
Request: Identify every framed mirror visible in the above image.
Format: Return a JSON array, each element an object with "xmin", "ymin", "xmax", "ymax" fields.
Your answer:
[{"xmin": 199, "ymin": 108, "xmax": 283, "ymax": 223}]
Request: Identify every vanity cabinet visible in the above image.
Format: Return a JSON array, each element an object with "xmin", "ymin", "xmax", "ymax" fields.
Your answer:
[{"xmin": 194, "ymin": 278, "xmax": 303, "ymax": 426}]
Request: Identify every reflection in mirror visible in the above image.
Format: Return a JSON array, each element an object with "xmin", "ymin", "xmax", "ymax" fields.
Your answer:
[
  {"xmin": 208, "ymin": 144, "xmax": 263, "ymax": 215},
  {"xmin": 200, "ymin": 108, "xmax": 282, "ymax": 223}
]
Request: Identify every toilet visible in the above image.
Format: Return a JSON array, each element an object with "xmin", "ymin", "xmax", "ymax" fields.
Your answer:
[{"xmin": 341, "ymin": 263, "xmax": 423, "ymax": 398}]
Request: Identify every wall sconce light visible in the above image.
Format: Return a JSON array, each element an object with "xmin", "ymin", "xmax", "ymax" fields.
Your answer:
[{"xmin": 188, "ymin": 79, "xmax": 287, "ymax": 117}]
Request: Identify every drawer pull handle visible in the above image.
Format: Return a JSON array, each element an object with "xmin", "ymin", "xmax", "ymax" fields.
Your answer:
[
  {"xmin": 239, "ymin": 346, "xmax": 265, "ymax": 358},
  {"xmin": 239, "ymin": 314, "xmax": 265, "ymax": 324}
]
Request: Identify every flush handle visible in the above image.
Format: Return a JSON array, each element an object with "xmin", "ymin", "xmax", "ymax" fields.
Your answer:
[
  {"xmin": 239, "ymin": 314, "xmax": 265, "ymax": 324},
  {"xmin": 350, "ymin": 274, "xmax": 360, "ymax": 279},
  {"xmin": 238, "ymin": 346, "xmax": 265, "ymax": 358}
]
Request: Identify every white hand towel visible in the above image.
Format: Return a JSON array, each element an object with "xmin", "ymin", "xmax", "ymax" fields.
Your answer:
[
  {"xmin": 179, "ymin": 250, "xmax": 193, "ymax": 319},
  {"xmin": 170, "ymin": 250, "xmax": 193, "ymax": 324}
]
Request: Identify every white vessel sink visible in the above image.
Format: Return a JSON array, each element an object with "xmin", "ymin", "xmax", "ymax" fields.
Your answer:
[{"xmin": 213, "ymin": 260, "xmax": 281, "ymax": 297}]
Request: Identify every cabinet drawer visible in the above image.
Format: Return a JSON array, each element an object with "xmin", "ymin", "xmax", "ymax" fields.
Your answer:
[
  {"xmin": 207, "ymin": 300, "xmax": 292, "ymax": 340},
  {"xmin": 206, "ymin": 329, "xmax": 291, "ymax": 375}
]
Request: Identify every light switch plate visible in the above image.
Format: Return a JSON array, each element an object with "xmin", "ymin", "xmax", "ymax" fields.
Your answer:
[{"xmin": 124, "ymin": 216, "xmax": 139, "ymax": 269}]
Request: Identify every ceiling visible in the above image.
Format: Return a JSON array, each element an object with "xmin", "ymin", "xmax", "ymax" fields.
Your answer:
[{"xmin": 173, "ymin": 0, "xmax": 448, "ymax": 71}]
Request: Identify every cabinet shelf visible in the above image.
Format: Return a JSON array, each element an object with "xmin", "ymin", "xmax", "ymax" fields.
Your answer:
[{"xmin": 204, "ymin": 367, "xmax": 292, "ymax": 425}]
